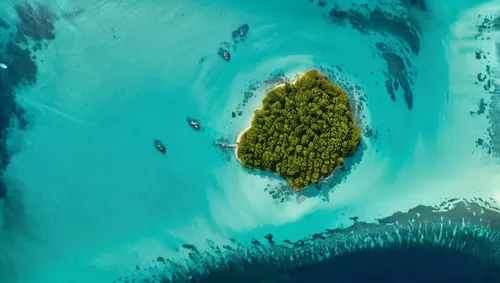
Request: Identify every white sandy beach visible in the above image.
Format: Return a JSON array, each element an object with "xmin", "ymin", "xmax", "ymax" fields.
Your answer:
[{"xmin": 235, "ymin": 124, "xmax": 251, "ymax": 163}]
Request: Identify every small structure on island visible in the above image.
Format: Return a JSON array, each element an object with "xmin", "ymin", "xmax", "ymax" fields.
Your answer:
[
  {"xmin": 213, "ymin": 141, "xmax": 237, "ymax": 148},
  {"xmin": 235, "ymin": 69, "xmax": 361, "ymax": 192}
]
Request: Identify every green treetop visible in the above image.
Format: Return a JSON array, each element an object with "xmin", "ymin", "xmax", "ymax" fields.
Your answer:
[{"xmin": 236, "ymin": 69, "xmax": 361, "ymax": 191}]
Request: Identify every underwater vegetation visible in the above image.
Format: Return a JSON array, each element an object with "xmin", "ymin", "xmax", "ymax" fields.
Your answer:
[
  {"xmin": 327, "ymin": 2, "xmax": 420, "ymax": 110},
  {"xmin": 0, "ymin": 3, "xmax": 57, "ymax": 201},
  {"xmin": 115, "ymin": 200, "xmax": 500, "ymax": 283}
]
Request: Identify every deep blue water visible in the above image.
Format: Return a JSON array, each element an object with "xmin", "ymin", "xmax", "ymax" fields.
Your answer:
[{"xmin": 286, "ymin": 248, "xmax": 495, "ymax": 283}]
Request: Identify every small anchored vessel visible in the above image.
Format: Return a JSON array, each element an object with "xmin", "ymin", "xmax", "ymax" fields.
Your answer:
[
  {"xmin": 218, "ymin": 48, "xmax": 231, "ymax": 62},
  {"xmin": 0, "ymin": 63, "xmax": 7, "ymax": 69},
  {"xmin": 186, "ymin": 117, "xmax": 200, "ymax": 130},
  {"xmin": 154, "ymin": 139, "xmax": 166, "ymax": 154},
  {"xmin": 222, "ymin": 50, "xmax": 230, "ymax": 61}
]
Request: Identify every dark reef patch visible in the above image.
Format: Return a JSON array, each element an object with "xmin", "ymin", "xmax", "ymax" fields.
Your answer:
[
  {"xmin": 477, "ymin": 40, "xmax": 500, "ymax": 159},
  {"xmin": 3, "ymin": 41, "xmax": 38, "ymax": 86},
  {"xmin": 376, "ymin": 42, "xmax": 415, "ymax": 109},
  {"xmin": 326, "ymin": 3, "xmax": 420, "ymax": 110},
  {"xmin": 14, "ymin": 3, "xmax": 57, "ymax": 43},
  {"xmin": 475, "ymin": 14, "xmax": 500, "ymax": 40},
  {"xmin": 471, "ymin": 98, "xmax": 487, "ymax": 116},
  {"xmin": 317, "ymin": 1, "xmax": 327, "ymax": 8},
  {"xmin": 328, "ymin": 3, "xmax": 421, "ymax": 55},
  {"xmin": 116, "ymin": 199, "xmax": 500, "ymax": 283},
  {"xmin": 476, "ymin": 50, "xmax": 488, "ymax": 60},
  {"xmin": 231, "ymin": 24, "xmax": 249, "ymax": 44},
  {"xmin": 229, "ymin": 71, "xmax": 286, "ymax": 119},
  {"xmin": 263, "ymin": 182, "xmax": 295, "ymax": 203},
  {"xmin": 487, "ymin": 82, "xmax": 500, "ymax": 159},
  {"xmin": 470, "ymin": 40, "xmax": 499, "ymax": 158},
  {"xmin": 0, "ymin": 3, "xmax": 57, "ymax": 203},
  {"xmin": 474, "ymin": 62, "xmax": 494, "ymax": 92}
]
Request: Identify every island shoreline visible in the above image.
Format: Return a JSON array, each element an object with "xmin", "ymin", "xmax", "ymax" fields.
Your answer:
[
  {"xmin": 234, "ymin": 76, "xmax": 301, "ymax": 164},
  {"xmin": 235, "ymin": 124, "xmax": 251, "ymax": 163},
  {"xmin": 234, "ymin": 71, "xmax": 356, "ymax": 192}
]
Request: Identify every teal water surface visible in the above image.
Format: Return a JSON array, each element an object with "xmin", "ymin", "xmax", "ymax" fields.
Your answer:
[{"xmin": 1, "ymin": 0, "xmax": 500, "ymax": 282}]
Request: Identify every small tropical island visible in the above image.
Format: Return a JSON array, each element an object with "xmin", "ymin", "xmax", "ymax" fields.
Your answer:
[{"xmin": 236, "ymin": 70, "xmax": 361, "ymax": 192}]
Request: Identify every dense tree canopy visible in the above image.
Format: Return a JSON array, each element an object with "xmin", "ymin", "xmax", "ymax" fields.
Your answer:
[{"xmin": 237, "ymin": 70, "xmax": 361, "ymax": 191}]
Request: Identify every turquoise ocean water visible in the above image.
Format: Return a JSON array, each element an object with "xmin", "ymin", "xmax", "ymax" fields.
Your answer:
[{"xmin": 1, "ymin": 0, "xmax": 500, "ymax": 282}]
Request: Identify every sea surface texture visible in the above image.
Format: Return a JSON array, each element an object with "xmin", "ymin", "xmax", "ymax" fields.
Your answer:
[{"xmin": 1, "ymin": 0, "xmax": 500, "ymax": 282}]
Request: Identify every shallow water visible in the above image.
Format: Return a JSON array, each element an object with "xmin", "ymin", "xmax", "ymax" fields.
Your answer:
[{"xmin": 1, "ymin": 0, "xmax": 500, "ymax": 282}]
